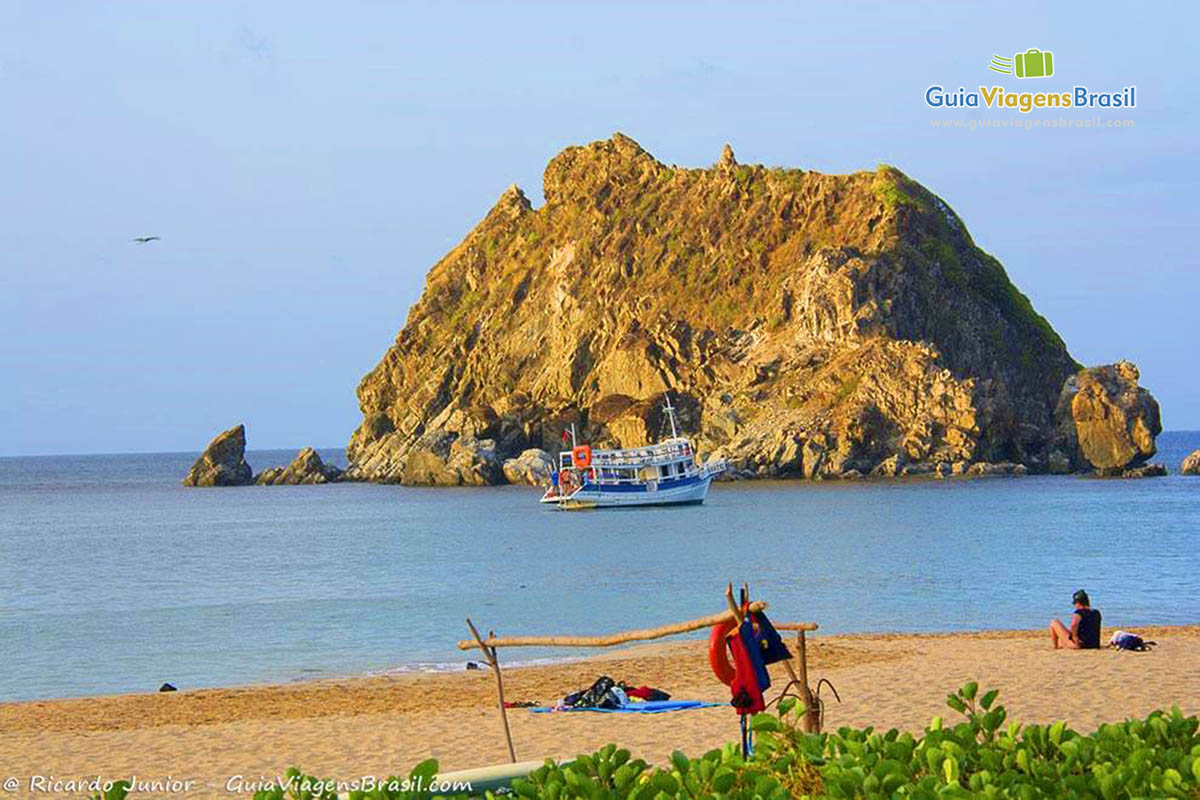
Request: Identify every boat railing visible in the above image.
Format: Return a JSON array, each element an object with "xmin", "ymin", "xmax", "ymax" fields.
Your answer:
[
  {"xmin": 589, "ymin": 441, "xmax": 694, "ymax": 466},
  {"xmin": 585, "ymin": 462, "xmax": 708, "ymax": 484},
  {"xmin": 556, "ymin": 439, "xmax": 716, "ymax": 478},
  {"xmin": 583, "ymin": 475, "xmax": 684, "ymax": 486}
]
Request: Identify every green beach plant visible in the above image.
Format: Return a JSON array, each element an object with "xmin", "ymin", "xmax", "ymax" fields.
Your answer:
[
  {"xmin": 241, "ymin": 683, "xmax": 1200, "ymax": 799},
  {"xmin": 92, "ymin": 782, "xmax": 131, "ymax": 800}
]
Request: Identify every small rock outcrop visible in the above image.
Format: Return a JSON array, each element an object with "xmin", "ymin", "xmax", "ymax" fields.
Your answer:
[
  {"xmin": 966, "ymin": 462, "xmax": 1028, "ymax": 477},
  {"xmin": 255, "ymin": 447, "xmax": 343, "ymax": 485},
  {"xmin": 1182, "ymin": 450, "xmax": 1200, "ymax": 476},
  {"xmin": 1052, "ymin": 361, "xmax": 1162, "ymax": 475},
  {"xmin": 502, "ymin": 448, "xmax": 555, "ymax": 485},
  {"xmin": 182, "ymin": 425, "xmax": 253, "ymax": 487},
  {"xmin": 717, "ymin": 143, "xmax": 737, "ymax": 169},
  {"xmin": 1119, "ymin": 464, "xmax": 1167, "ymax": 478}
]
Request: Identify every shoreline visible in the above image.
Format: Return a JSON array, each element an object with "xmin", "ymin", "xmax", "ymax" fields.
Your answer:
[
  {"xmin": 4, "ymin": 624, "xmax": 1196, "ymax": 723},
  {"xmin": 7, "ymin": 621, "xmax": 1197, "ymax": 708},
  {"xmin": 0, "ymin": 621, "xmax": 1189, "ymax": 710}
]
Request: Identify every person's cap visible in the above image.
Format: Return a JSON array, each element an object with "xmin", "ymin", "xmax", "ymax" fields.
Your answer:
[{"xmin": 1072, "ymin": 589, "xmax": 1090, "ymax": 605}]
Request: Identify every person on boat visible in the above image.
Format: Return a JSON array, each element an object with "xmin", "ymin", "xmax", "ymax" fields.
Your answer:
[{"xmin": 1049, "ymin": 589, "xmax": 1102, "ymax": 649}]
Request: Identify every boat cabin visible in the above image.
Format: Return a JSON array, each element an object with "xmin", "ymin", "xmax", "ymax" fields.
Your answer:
[{"xmin": 556, "ymin": 439, "xmax": 699, "ymax": 485}]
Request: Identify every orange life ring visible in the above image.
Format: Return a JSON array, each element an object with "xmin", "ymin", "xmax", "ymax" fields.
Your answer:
[
  {"xmin": 708, "ymin": 619, "xmax": 738, "ymax": 686},
  {"xmin": 572, "ymin": 445, "xmax": 593, "ymax": 469}
]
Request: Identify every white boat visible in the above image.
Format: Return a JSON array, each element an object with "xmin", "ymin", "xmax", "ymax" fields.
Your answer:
[{"xmin": 540, "ymin": 398, "xmax": 725, "ymax": 509}]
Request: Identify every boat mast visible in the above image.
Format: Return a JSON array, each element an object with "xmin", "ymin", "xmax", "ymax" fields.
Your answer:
[{"xmin": 664, "ymin": 395, "xmax": 679, "ymax": 439}]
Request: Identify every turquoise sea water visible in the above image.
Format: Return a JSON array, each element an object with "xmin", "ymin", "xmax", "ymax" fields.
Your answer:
[{"xmin": 1, "ymin": 434, "xmax": 1197, "ymax": 702}]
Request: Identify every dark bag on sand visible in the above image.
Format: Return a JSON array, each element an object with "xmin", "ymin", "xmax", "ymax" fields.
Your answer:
[
  {"xmin": 566, "ymin": 676, "xmax": 615, "ymax": 708},
  {"xmin": 1110, "ymin": 631, "xmax": 1156, "ymax": 652}
]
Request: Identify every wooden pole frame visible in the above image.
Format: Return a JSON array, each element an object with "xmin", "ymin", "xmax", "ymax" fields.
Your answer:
[
  {"xmin": 466, "ymin": 617, "xmax": 516, "ymax": 763},
  {"xmin": 456, "ymin": 602, "xmax": 798, "ymax": 650},
  {"xmin": 725, "ymin": 584, "xmax": 819, "ymax": 733},
  {"xmin": 794, "ymin": 630, "xmax": 819, "ymax": 733},
  {"xmin": 461, "ymin": 603, "xmax": 821, "ymax": 760}
]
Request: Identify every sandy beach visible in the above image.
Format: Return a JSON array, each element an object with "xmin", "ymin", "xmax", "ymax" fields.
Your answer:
[{"xmin": 1, "ymin": 625, "xmax": 1197, "ymax": 797}]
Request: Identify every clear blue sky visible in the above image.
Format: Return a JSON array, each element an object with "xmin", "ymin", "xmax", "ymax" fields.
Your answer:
[{"xmin": 2, "ymin": 2, "xmax": 1196, "ymax": 456}]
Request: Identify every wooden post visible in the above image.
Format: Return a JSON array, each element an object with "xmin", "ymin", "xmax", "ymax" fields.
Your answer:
[
  {"xmin": 723, "ymin": 583, "xmax": 745, "ymax": 626},
  {"xmin": 795, "ymin": 630, "xmax": 819, "ymax": 733},
  {"xmin": 467, "ymin": 618, "xmax": 517, "ymax": 763},
  {"xmin": 776, "ymin": 640, "xmax": 804, "ymax": 705}
]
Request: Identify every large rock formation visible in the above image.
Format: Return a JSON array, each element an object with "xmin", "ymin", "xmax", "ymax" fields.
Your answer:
[
  {"xmin": 255, "ymin": 447, "xmax": 344, "ymax": 485},
  {"xmin": 347, "ymin": 134, "xmax": 1086, "ymax": 484},
  {"xmin": 1180, "ymin": 450, "xmax": 1200, "ymax": 476},
  {"xmin": 1051, "ymin": 362, "xmax": 1162, "ymax": 476},
  {"xmin": 182, "ymin": 425, "xmax": 254, "ymax": 486}
]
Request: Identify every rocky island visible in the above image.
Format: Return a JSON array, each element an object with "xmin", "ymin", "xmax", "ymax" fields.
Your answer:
[
  {"xmin": 182, "ymin": 427, "xmax": 342, "ymax": 487},
  {"xmin": 255, "ymin": 447, "xmax": 343, "ymax": 485},
  {"xmin": 182, "ymin": 425, "xmax": 254, "ymax": 487},
  {"xmin": 341, "ymin": 134, "xmax": 1162, "ymax": 485}
]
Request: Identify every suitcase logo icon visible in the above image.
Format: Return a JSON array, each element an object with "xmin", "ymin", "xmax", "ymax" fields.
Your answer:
[{"xmin": 989, "ymin": 49, "xmax": 1054, "ymax": 79}]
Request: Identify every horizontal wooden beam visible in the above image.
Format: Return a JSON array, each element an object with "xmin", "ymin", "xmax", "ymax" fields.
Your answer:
[{"xmin": 458, "ymin": 603, "xmax": 822, "ymax": 650}]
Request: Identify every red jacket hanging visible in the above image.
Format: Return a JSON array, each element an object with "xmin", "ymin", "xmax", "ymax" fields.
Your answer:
[{"xmin": 726, "ymin": 629, "xmax": 766, "ymax": 715}]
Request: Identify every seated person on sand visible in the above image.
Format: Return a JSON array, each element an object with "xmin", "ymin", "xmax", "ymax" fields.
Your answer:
[{"xmin": 1049, "ymin": 589, "xmax": 1102, "ymax": 649}]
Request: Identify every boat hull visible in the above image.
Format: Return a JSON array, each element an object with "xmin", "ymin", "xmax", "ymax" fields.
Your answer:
[{"xmin": 554, "ymin": 472, "xmax": 715, "ymax": 508}]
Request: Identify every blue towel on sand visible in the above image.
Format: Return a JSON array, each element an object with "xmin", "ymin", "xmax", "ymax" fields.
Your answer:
[{"xmin": 531, "ymin": 700, "xmax": 721, "ymax": 714}]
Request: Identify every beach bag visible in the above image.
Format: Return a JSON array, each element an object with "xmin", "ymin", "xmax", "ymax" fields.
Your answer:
[
  {"xmin": 566, "ymin": 676, "xmax": 615, "ymax": 708},
  {"xmin": 1109, "ymin": 630, "xmax": 1155, "ymax": 651},
  {"xmin": 599, "ymin": 685, "xmax": 629, "ymax": 710}
]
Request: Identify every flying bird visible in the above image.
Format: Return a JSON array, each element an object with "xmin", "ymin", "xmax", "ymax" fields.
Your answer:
[{"xmin": 132, "ymin": 236, "xmax": 160, "ymax": 244}]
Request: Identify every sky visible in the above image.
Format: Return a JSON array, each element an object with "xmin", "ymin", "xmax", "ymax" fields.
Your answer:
[{"xmin": 1, "ymin": 2, "xmax": 1196, "ymax": 456}]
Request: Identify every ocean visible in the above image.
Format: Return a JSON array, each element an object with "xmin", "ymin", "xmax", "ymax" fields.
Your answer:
[{"xmin": 1, "ymin": 434, "xmax": 1197, "ymax": 702}]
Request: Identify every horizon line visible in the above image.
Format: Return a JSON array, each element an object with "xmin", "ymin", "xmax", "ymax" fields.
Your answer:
[{"xmin": 0, "ymin": 445, "xmax": 350, "ymax": 460}]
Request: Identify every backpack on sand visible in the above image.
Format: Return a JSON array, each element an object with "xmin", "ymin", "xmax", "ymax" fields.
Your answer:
[{"xmin": 1109, "ymin": 630, "xmax": 1156, "ymax": 652}]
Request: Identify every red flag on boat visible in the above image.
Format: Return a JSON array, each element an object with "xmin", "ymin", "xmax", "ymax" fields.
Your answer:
[{"xmin": 561, "ymin": 429, "xmax": 571, "ymax": 444}]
